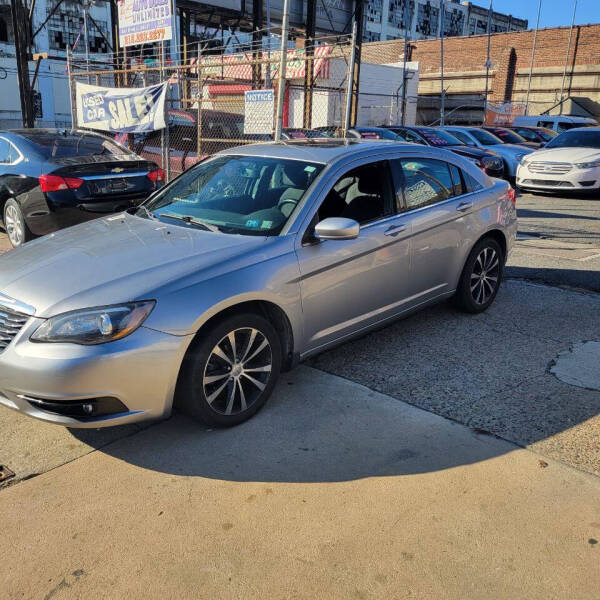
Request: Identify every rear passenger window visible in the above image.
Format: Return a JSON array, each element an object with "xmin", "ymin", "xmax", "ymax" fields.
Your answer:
[
  {"xmin": 463, "ymin": 171, "xmax": 483, "ymax": 193},
  {"xmin": 399, "ymin": 158, "xmax": 454, "ymax": 210},
  {"xmin": 0, "ymin": 138, "xmax": 10, "ymax": 164}
]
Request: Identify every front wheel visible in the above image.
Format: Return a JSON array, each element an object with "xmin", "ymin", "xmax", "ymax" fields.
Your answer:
[
  {"xmin": 455, "ymin": 237, "xmax": 504, "ymax": 313},
  {"xmin": 176, "ymin": 313, "xmax": 282, "ymax": 427}
]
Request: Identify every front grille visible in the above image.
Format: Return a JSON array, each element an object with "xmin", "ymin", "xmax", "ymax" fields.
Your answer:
[
  {"xmin": 528, "ymin": 161, "xmax": 572, "ymax": 174},
  {"xmin": 521, "ymin": 179, "xmax": 573, "ymax": 187},
  {"xmin": 0, "ymin": 306, "xmax": 30, "ymax": 352}
]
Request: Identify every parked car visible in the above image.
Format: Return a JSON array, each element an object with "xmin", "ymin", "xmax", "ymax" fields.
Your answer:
[
  {"xmin": 383, "ymin": 125, "xmax": 505, "ymax": 179},
  {"xmin": 0, "ymin": 139, "xmax": 516, "ymax": 429},
  {"xmin": 440, "ymin": 126, "xmax": 534, "ymax": 181},
  {"xmin": 0, "ymin": 129, "xmax": 163, "ymax": 248},
  {"xmin": 481, "ymin": 126, "xmax": 539, "ymax": 148},
  {"xmin": 507, "ymin": 126, "xmax": 558, "ymax": 145},
  {"xmin": 512, "ymin": 115, "xmax": 598, "ymax": 133},
  {"xmin": 347, "ymin": 126, "xmax": 404, "ymax": 141},
  {"xmin": 516, "ymin": 127, "xmax": 600, "ymax": 194},
  {"xmin": 116, "ymin": 108, "xmax": 262, "ymax": 175}
]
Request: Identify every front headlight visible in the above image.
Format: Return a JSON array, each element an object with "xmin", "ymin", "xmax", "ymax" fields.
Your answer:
[
  {"xmin": 575, "ymin": 161, "xmax": 600, "ymax": 169},
  {"xmin": 482, "ymin": 156, "xmax": 502, "ymax": 169},
  {"xmin": 31, "ymin": 301, "xmax": 155, "ymax": 345}
]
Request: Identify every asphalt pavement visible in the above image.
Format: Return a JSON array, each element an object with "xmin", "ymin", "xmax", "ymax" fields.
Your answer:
[{"xmin": 0, "ymin": 190, "xmax": 599, "ymax": 598}]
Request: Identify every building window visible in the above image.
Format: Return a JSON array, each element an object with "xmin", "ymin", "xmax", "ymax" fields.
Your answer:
[
  {"xmin": 366, "ymin": 0, "xmax": 384, "ymax": 26},
  {"xmin": 388, "ymin": 0, "xmax": 414, "ymax": 30},
  {"xmin": 0, "ymin": 6, "xmax": 14, "ymax": 43},
  {"xmin": 415, "ymin": 1, "xmax": 439, "ymax": 37},
  {"xmin": 46, "ymin": 0, "xmax": 109, "ymax": 53}
]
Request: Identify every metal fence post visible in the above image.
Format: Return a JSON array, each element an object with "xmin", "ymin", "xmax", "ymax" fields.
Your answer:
[
  {"xmin": 343, "ymin": 21, "xmax": 358, "ymax": 136},
  {"xmin": 197, "ymin": 42, "xmax": 203, "ymax": 159},
  {"xmin": 67, "ymin": 46, "xmax": 75, "ymax": 129},
  {"xmin": 274, "ymin": 0, "xmax": 290, "ymax": 141},
  {"xmin": 160, "ymin": 41, "xmax": 170, "ymax": 181}
]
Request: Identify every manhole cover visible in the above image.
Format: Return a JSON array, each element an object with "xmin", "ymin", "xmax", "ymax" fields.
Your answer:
[
  {"xmin": 0, "ymin": 465, "xmax": 15, "ymax": 483},
  {"xmin": 551, "ymin": 342, "xmax": 600, "ymax": 391}
]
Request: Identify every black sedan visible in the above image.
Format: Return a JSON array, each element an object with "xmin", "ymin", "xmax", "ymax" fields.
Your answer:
[
  {"xmin": 382, "ymin": 126, "xmax": 505, "ymax": 179},
  {"xmin": 506, "ymin": 125, "xmax": 558, "ymax": 145},
  {"xmin": 481, "ymin": 126, "xmax": 540, "ymax": 148},
  {"xmin": 0, "ymin": 129, "xmax": 163, "ymax": 247}
]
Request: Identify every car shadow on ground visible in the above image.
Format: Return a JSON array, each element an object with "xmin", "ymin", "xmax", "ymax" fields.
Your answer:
[
  {"xmin": 68, "ymin": 366, "xmax": 520, "ymax": 483},
  {"xmin": 68, "ymin": 281, "xmax": 600, "ymax": 481}
]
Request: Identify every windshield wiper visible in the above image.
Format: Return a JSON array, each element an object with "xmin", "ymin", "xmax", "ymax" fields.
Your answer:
[{"xmin": 158, "ymin": 212, "xmax": 221, "ymax": 232}]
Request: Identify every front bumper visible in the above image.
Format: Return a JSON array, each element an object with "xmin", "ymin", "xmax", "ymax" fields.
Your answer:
[
  {"xmin": 516, "ymin": 165, "xmax": 600, "ymax": 191},
  {"xmin": 0, "ymin": 318, "xmax": 193, "ymax": 428}
]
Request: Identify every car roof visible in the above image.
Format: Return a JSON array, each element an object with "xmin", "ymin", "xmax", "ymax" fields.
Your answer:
[{"xmin": 218, "ymin": 139, "xmax": 405, "ymax": 163}]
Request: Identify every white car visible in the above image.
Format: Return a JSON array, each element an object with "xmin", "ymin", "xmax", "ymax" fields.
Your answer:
[{"xmin": 516, "ymin": 127, "xmax": 600, "ymax": 194}]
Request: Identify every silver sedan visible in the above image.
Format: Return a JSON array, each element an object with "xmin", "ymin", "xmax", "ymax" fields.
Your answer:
[{"xmin": 0, "ymin": 140, "xmax": 517, "ymax": 428}]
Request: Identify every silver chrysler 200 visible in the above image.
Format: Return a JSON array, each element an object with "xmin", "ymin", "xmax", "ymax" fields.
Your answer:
[{"xmin": 0, "ymin": 140, "xmax": 516, "ymax": 428}]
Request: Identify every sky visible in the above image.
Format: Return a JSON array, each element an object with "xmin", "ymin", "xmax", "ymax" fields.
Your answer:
[{"xmin": 489, "ymin": 0, "xmax": 598, "ymax": 28}]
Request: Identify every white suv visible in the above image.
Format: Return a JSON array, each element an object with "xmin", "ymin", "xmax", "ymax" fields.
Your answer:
[{"xmin": 516, "ymin": 127, "xmax": 600, "ymax": 194}]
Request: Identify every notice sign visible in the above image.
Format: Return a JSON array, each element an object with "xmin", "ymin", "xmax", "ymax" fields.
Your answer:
[
  {"xmin": 76, "ymin": 81, "xmax": 167, "ymax": 133},
  {"xmin": 117, "ymin": 0, "xmax": 173, "ymax": 48},
  {"xmin": 244, "ymin": 90, "xmax": 275, "ymax": 135}
]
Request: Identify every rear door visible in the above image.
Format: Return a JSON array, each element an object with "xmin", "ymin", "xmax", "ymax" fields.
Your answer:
[{"xmin": 393, "ymin": 157, "xmax": 485, "ymax": 303}]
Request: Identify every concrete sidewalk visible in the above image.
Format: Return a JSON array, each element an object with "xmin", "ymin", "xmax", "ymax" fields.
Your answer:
[{"xmin": 1, "ymin": 367, "xmax": 599, "ymax": 600}]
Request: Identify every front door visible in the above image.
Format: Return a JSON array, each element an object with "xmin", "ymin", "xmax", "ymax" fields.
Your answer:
[{"xmin": 295, "ymin": 160, "xmax": 412, "ymax": 353}]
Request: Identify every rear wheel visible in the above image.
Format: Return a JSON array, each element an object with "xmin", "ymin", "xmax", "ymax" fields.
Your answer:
[
  {"xmin": 455, "ymin": 237, "xmax": 504, "ymax": 313},
  {"xmin": 176, "ymin": 313, "xmax": 282, "ymax": 427},
  {"xmin": 3, "ymin": 199, "xmax": 32, "ymax": 248}
]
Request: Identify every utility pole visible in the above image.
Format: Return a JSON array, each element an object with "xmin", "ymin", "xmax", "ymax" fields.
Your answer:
[
  {"xmin": 483, "ymin": 0, "xmax": 493, "ymax": 124},
  {"xmin": 439, "ymin": 1, "xmax": 445, "ymax": 125},
  {"xmin": 10, "ymin": 0, "xmax": 35, "ymax": 127},
  {"xmin": 525, "ymin": 0, "xmax": 542, "ymax": 116},
  {"xmin": 274, "ymin": 0, "xmax": 290, "ymax": 141},
  {"xmin": 400, "ymin": 0, "xmax": 410, "ymax": 126},
  {"xmin": 559, "ymin": 0, "xmax": 577, "ymax": 113}
]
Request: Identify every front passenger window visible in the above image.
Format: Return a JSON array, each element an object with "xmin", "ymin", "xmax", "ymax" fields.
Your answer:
[
  {"xmin": 317, "ymin": 161, "xmax": 394, "ymax": 225},
  {"xmin": 399, "ymin": 158, "xmax": 454, "ymax": 210}
]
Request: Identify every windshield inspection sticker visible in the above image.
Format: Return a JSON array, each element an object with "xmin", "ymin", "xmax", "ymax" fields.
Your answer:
[
  {"xmin": 261, "ymin": 221, "xmax": 273, "ymax": 229},
  {"xmin": 245, "ymin": 219, "xmax": 260, "ymax": 228}
]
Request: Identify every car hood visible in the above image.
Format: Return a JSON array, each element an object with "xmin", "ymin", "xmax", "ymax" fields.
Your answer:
[
  {"xmin": 0, "ymin": 213, "xmax": 268, "ymax": 318},
  {"xmin": 490, "ymin": 144, "xmax": 533, "ymax": 156},
  {"xmin": 523, "ymin": 147, "xmax": 600, "ymax": 163}
]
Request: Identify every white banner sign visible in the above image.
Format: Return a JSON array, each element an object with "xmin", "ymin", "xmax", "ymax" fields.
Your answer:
[
  {"xmin": 117, "ymin": 0, "xmax": 173, "ymax": 48},
  {"xmin": 76, "ymin": 81, "xmax": 168, "ymax": 133},
  {"xmin": 244, "ymin": 90, "xmax": 275, "ymax": 135}
]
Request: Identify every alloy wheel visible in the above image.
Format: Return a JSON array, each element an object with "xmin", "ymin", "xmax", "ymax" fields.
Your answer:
[
  {"xmin": 4, "ymin": 205, "xmax": 23, "ymax": 246},
  {"xmin": 470, "ymin": 247, "xmax": 500, "ymax": 305},
  {"xmin": 202, "ymin": 327, "xmax": 273, "ymax": 416}
]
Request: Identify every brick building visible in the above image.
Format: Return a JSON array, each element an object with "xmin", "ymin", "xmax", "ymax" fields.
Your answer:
[{"xmin": 363, "ymin": 23, "xmax": 600, "ymax": 124}]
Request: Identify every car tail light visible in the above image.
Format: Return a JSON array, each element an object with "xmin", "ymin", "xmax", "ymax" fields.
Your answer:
[
  {"xmin": 39, "ymin": 174, "xmax": 84, "ymax": 192},
  {"xmin": 508, "ymin": 187, "xmax": 517, "ymax": 205},
  {"xmin": 147, "ymin": 168, "xmax": 165, "ymax": 184}
]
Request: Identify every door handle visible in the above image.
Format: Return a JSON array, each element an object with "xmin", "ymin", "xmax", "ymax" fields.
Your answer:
[
  {"xmin": 456, "ymin": 202, "xmax": 473, "ymax": 212},
  {"xmin": 384, "ymin": 224, "xmax": 407, "ymax": 236}
]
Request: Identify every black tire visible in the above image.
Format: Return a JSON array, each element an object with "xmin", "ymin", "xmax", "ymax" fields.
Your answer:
[
  {"xmin": 175, "ymin": 313, "xmax": 282, "ymax": 427},
  {"xmin": 3, "ymin": 198, "xmax": 33, "ymax": 248},
  {"xmin": 455, "ymin": 237, "xmax": 504, "ymax": 314}
]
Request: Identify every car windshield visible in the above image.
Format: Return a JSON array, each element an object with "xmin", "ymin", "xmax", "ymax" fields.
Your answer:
[
  {"xmin": 20, "ymin": 132, "xmax": 129, "ymax": 159},
  {"xmin": 141, "ymin": 155, "xmax": 324, "ymax": 236},
  {"xmin": 415, "ymin": 128, "xmax": 464, "ymax": 147},
  {"xmin": 469, "ymin": 129, "xmax": 504, "ymax": 146},
  {"xmin": 487, "ymin": 128, "xmax": 526, "ymax": 144},
  {"xmin": 545, "ymin": 130, "xmax": 600, "ymax": 149}
]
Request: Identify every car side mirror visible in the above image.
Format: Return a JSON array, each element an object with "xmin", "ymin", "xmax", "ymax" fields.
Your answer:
[{"xmin": 314, "ymin": 217, "xmax": 360, "ymax": 241}]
